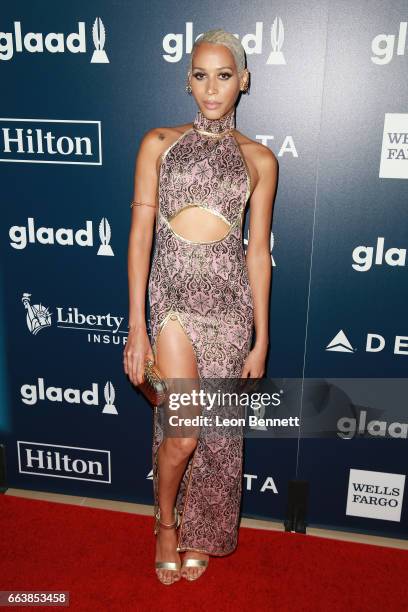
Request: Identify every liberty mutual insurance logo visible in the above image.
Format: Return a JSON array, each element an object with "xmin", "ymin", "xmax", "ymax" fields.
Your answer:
[
  {"xmin": 21, "ymin": 292, "xmax": 127, "ymax": 346},
  {"xmin": 0, "ymin": 18, "xmax": 109, "ymax": 63},
  {"xmin": 22, "ymin": 293, "xmax": 52, "ymax": 335}
]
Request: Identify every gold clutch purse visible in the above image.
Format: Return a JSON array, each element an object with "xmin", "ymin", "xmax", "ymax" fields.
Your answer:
[{"xmin": 138, "ymin": 359, "xmax": 169, "ymax": 407}]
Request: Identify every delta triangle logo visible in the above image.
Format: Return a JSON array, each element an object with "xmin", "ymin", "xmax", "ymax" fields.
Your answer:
[{"xmin": 326, "ymin": 330, "xmax": 355, "ymax": 353}]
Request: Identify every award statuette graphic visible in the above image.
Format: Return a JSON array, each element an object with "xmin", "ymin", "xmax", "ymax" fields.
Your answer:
[
  {"xmin": 267, "ymin": 16, "xmax": 286, "ymax": 65},
  {"xmin": 91, "ymin": 17, "xmax": 110, "ymax": 64},
  {"xmin": 97, "ymin": 217, "xmax": 114, "ymax": 256},
  {"xmin": 22, "ymin": 293, "xmax": 52, "ymax": 335},
  {"xmin": 102, "ymin": 381, "xmax": 118, "ymax": 414}
]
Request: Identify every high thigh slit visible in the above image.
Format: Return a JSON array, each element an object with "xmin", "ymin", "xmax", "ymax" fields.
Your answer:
[{"xmin": 148, "ymin": 107, "xmax": 254, "ymax": 556}]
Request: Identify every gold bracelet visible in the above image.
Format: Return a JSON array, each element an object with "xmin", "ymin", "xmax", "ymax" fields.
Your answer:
[{"xmin": 130, "ymin": 201, "xmax": 156, "ymax": 208}]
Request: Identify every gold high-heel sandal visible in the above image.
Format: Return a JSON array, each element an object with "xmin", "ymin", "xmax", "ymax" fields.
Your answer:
[
  {"xmin": 154, "ymin": 507, "xmax": 181, "ymax": 585},
  {"xmin": 181, "ymin": 556, "xmax": 209, "ymax": 581}
]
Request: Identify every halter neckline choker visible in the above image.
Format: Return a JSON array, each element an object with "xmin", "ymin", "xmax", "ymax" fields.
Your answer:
[{"xmin": 193, "ymin": 107, "xmax": 235, "ymax": 137}]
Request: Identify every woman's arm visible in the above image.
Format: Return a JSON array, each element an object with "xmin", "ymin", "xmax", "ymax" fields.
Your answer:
[
  {"xmin": 243, "ymin": 146, "xmax": 278, "ymax": 377},
  {"xmin": 124, "ymin": 128, "xmax": 163, "ymax": 385}
]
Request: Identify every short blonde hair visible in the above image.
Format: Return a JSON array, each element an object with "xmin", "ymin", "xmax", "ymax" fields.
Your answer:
[{"xmin": 188, "ymin": 28, "xmax": 246, "ymax": 75}]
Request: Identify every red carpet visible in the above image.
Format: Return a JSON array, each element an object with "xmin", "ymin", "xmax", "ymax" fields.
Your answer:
[{"xmin": 0, "ymin": 495, "xmax": 407, "ymax": 612}]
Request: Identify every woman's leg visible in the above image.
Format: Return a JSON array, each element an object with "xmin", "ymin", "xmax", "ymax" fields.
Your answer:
[{"xmin": 154, "ymin": 317, "xmax": 202, "ymax": 584}]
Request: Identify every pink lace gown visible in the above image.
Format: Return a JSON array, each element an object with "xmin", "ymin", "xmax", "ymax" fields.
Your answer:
[{"xmin": 148, "ymin": 107, "xmax": 254, "ymax": 555}]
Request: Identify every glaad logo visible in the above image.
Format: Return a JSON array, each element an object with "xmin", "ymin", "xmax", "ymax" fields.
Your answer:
[
  {"xmin": 0, "ymin": 18, "xmax": 109, "ymax": 63},
  {"xmin": 326, "ymin": 330, "xmax": 408, "ymax": 356},
  {"xmin": 162, "ymin": 19, "xmax": 287, "ymax": 65},
  {"xmin": 0, "ymin": 119, "xmax": 102, "ymax": 165},
  {"xmin": 20, "ymin": 377, "xmax": 118, "ymax": 415},
  {"xmin": 379, "ymin": 113, "xmax": 408, "ymax": 179},
  {"xmin": 17, "ymin": 441, "xmax": 111, "ymax": 483},
  {"xmin": 346, "ymin": 469, "xmax": 405, "ymax": 522},
  {"xmin": 371, "ymin": 22, "xmax": 407, "ymax": 65},
  {"xmin": 338, "ymin": 410, "xmax": 408, "ymax": 439},
  {"xmin": 352, "ymin": 237, "xmax": 406, "ymax": 271},
  {"xmin": 9, "ymin": 217, "xmax": 114, "ymax": 255},
  {"xmin": 244, "ymin": 231, "xmax": 275, "ymax": 266},
  {"xmin": 21, "ymin": 292, "xmax": 127, "ymax": 344}
]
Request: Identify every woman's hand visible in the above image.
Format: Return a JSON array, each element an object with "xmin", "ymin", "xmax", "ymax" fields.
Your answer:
[
  {"xmin": 123, "ymin": 325, "xmax": 155, "ymax": 386},
  {"xmin": 241, "ymin": 343, "xmax": 268, "ymax": 378}
]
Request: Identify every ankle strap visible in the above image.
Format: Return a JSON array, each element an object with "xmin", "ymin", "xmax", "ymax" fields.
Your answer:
[{"xmin": 155, "ymin": 507, "xmax": 180, "ymax": 529}]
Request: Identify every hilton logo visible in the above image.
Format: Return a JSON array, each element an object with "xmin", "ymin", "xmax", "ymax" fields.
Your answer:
[
  {"xmin": 17, "ymin": 441, "xmax": 111, "ymax": 483},
  {"xmin": 0, "ymin": 18, "xmax": 109, "ymax": 63},
  {"xmin": 0, "ymin": 119, "xmax": 102, "ymax": 165},
  {"xmin": 9, "ymin": 217, "xmax": 114, "ymax": 255}
]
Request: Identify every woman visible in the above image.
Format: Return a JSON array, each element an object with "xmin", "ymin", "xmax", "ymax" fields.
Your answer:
[{"xmin": 124, "ymin": 28, "xmax": 277, "ymax": 585}]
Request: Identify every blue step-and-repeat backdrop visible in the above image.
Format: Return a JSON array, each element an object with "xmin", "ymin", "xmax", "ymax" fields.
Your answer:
[{"xmin": 1, "ymin": 1, "xmax": 407, "ymax": 539}]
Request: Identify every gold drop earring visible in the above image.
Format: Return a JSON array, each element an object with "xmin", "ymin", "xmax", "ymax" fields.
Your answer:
[
  {"xmin": 185, "ymin": 76, "xmax": 192, "ymax": 94},
  {"xmin": 240, "ymin": 74, "xmax": 249, "ymax": 94}
]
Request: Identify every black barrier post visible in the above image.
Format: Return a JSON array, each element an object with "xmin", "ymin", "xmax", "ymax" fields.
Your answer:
[
  {"xmin": 0, "ymin": 444, "xmax": 7, "ymax": 493},
  {"xmin": 284, "ymin": 480, "xmax": 309, "ymax": 534}
]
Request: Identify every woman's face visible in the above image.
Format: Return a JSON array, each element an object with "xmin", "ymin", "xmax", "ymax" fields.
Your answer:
[{"xmin": 189, "ymin": 42, "xmax": 247, "ymax": 119}]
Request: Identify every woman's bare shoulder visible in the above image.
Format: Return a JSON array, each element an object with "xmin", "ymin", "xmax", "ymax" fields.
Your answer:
[
  {"xmin": 234, "ymin": 129, "xmax": 278, "ymax": 166},
  {"xmin": 233, "ymin": 129, "xmax": 278, "ymax": 194},
  {"xmin": 142, "ymin": 122, "xmax": 193, "ymax": 151},
  {"xmin": 136, "ymin": 122, "xmax": 193, "ymax": 174}
]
